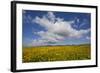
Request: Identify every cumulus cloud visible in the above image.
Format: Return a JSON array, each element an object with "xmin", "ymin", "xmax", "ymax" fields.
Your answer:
[{"xmin": 32, "ymin": 12, "xmax": 90, "ymax": 46}]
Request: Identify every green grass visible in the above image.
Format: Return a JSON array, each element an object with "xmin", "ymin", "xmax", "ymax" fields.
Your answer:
[{"xmin": 22, "ymin": 44, "xmax": 91, "ymax": 63}]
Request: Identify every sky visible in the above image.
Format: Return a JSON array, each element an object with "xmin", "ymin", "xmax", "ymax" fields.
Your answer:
[{"xmin": 22, "ymin": 10, "xmax": 91, "ymax": 47}]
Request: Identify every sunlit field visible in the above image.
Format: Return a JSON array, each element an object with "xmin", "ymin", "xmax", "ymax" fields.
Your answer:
[{"xmin": 22, "ymin": 44, "xmax": 91, "ymax": 63}]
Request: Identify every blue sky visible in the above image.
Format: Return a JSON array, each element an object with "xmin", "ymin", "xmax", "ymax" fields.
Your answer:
[{"xmin": 22, "ymin": 10, "xmax": 91, "ymax": 47}]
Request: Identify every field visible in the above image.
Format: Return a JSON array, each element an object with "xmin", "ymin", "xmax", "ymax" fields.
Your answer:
[{"xmin": 22, "ymin": 44, "xmax": 91, "ymax": 63}]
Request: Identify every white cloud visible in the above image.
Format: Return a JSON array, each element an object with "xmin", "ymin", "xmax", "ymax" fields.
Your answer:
[
  {"xmin": 86, "ymin": 36, "xmax": 90, "ymax": 40},
  {"xmin": 47, "ymin": 12, "xmax": 56, "ymax": 23},
  {"xmin": 75, "ymin": 17, "xmax": 80, "ymax": 23},
  {"xmin": 32, "ymin": 39, "xmax": 48, "ymax": 46},
  {"xmin": 79, "ymin": 19, "xmax": 88, "ymax": 28},
  {"xmin": 32, "ymin": 12, "xmax": 90, "ymax": 45},
  {"xmin": 23, "ymin": 11, "xmax": 32, "ymax": 24},
  {"xmin": 37, "ymin": 31, "xmax": 64, "ymax": 42}
]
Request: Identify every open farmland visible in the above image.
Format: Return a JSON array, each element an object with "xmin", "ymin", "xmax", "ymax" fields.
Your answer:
[{"xmin": 22, "ymin": 44, "xmax": 91, "ymax": 63}]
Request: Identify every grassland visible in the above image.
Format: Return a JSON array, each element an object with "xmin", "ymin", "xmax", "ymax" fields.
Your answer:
[{"xmin": 22, "ymin": 44, "xmax": 91, "ymax": 63}]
